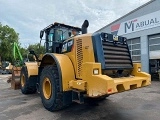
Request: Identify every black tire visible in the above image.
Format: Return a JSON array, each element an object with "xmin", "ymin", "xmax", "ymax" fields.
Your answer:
[
  {"xmin": 85, "ymin": 95, "xmax": 109, "ymax": 104},
  {"xmin": 93, "ymin": 95, "xmax": 109, "ymax": 101},
  {"xmin": 40, "ymin": 65, "xmax": 64, "ymax": 111},
  {"xmin": 20, "ymin": 66, "xmax": 37, "ymax": 94}
]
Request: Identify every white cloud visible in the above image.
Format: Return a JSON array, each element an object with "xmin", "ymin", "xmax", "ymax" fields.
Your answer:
[{"xmin": 0, "ymin": 0, "xmax": 150, "ymax": 46}]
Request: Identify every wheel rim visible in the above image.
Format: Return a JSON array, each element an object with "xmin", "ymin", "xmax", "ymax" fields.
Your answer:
[
  {"xmin": 43, "ymin": 77, "xmax": 52, "ymax": 100},
  {"xmin": 21, "ymin": 74, "xmax": 25, "ymax": 87}
]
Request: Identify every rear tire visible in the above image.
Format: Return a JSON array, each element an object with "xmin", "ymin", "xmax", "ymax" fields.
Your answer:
[
  {"xmin": 20, "ymin": 66, "xmax": 37, "ymax": 94},
  {"xmin": 85, "ymin": 95, "xmax": 109, "ymax": 104},
  {"xmin": 40, "ymin": 65, "xmax": 64, "ymax": 111}
]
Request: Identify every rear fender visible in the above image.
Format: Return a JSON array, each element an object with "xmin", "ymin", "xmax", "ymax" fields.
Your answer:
[
  {"xmin": 40, "ymin": 53, "xmax": 75, "ymax": 91},
  {"xmin": 25, "ymin": 62, "xmax": 38, "ymax": 77}
]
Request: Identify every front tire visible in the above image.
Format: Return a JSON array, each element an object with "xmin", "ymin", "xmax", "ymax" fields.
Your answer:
[
  {"xmin": 20, "ymin": 66, "xmax": 37, "ymax": 94},
  {"xmin": 40, "ymin": 65, "xmax": 64, "ymax": 111}
]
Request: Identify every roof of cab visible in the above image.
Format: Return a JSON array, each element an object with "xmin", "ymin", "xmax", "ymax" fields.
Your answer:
[{"xmin": 41, "ymin": 22, "xmax": 81, "ymax": 32}]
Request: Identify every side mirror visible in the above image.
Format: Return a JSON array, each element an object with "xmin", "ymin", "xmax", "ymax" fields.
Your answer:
[{"xmin": 40, "ymin": 30, "xmax": 44, "ymax": 39}]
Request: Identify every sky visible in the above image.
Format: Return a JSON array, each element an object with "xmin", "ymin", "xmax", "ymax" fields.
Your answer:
[{"xmin": 0, "ymin": 0, "xmax": 150, "ymax": 47}]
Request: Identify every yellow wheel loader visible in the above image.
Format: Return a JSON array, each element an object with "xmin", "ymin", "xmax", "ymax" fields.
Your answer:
[{"xmin": 20, "ymin": 20, "xmax": 151, "ymax": 111}]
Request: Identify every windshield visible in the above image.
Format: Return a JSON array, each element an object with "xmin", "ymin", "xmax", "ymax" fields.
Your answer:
[{"xmin": 47, "ymin": 27, "xmax": 80, "ymax": 43}]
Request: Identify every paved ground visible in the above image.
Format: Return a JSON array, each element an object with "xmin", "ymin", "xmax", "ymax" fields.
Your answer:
[{"xmin": 0, "ymin": 75, "xmax": 160, "ymax": 120}]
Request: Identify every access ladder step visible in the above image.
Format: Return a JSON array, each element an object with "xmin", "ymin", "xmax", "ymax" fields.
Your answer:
[{"xmin": 72, "ymin": 89, "xmax": 85, "ymax": 104}]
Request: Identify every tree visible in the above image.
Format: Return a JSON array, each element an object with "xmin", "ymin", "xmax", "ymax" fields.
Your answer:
[
  {"xmin": 0, "ymin": 23, "xmax": 19, "ymax": 62},
  {"xmin": 19, "ymin": 47, "xmax": 28, "ymax": 59}
]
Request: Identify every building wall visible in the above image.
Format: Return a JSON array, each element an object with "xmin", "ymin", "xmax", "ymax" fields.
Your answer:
[{"xmin": 97, "ymin": 0, "xmax": 160, "ymax": 73}]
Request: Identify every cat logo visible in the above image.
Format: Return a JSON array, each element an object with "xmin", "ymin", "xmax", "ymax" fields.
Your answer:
[
  {"xmin": 68, "ymin": 40, "xmax": 73, "ymax": 47},
  {"xmin": 113, "ymin": 35, "xmax": 118, "ymax": 41},
  {"xmin": 62, "ymin": 43, "xmax": 67, "ymax": 52}
]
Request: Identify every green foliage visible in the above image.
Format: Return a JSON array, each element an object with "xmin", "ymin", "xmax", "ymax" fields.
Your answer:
[
  {"xmin": 0, "ymin": 22, "xmax": 45, "ymax": 63},
  {"xmin": 20, "ymin": 47, "xmax": 28, "ymax": 59},
  {"xmin": 0, "ymin": 23, "xmax": 19, "ymax": 62}
]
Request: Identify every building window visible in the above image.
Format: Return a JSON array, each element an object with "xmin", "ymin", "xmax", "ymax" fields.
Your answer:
[
  {"xmin": 132, "ymin": 50, "xmax": 141, "ymax": 55},
  {"xmin": 149, "ymin": 37, "xmax": 160, "ymax": 51},
  {"xmin": 127, "ymin": 38, "xmax": 141, "ymax": 62}
]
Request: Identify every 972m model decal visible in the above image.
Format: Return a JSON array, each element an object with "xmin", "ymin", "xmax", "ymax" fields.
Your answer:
[{"xmin": 62, "ymin": 39, "xmax": 74, "ymax": 53}]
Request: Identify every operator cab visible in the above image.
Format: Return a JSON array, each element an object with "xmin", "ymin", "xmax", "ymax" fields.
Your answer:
[{"xmin": 40, "ymin": 23, "xmax": 81, "ymax": 53}]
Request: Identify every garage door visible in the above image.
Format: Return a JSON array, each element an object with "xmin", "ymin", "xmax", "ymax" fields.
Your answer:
[
  {"xmin": 127, "ymin": 38, "xmax": 141, "ymax": 62},
  {"xmin": 149, "ymin": 34, "xmax": 160, "ymax": 59}
]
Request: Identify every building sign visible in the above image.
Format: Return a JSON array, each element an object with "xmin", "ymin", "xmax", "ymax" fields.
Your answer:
[{"xmin": 111, "ymin": 10, "xmax": 160, "ymax": 35}]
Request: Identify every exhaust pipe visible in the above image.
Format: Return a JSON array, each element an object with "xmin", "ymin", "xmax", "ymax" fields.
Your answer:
[{"xmin": 82, "ymin": 20, "xmax": 89, "ymax": 34}]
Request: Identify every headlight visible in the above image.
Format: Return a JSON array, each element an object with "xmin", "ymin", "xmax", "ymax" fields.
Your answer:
[
  {"xmin": 138, "ymin": 67, "xmax": 141, "ymax": 72},
  {"xmin": 93, "ymin": 69, "xmax": 99, "ymax": 75}
]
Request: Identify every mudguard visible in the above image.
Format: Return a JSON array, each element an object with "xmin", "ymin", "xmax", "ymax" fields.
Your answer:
[
  {"xmin": 25, "ymin": 62, "xmax": 38, "ymax": 77},
  {"xmin": 40, "ymin": 53, "xmax": 75, "ymax": 91}
]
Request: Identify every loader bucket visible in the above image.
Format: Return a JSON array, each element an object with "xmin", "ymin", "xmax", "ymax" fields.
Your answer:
[{"xmin": 11, "ymin": 66, "xmax": 21, "ymax": 89}]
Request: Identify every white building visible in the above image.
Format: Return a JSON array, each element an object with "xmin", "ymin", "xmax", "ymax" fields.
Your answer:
[{"xmin": 96, "ymin": 0, "xmax": 160, "ymax": 79}]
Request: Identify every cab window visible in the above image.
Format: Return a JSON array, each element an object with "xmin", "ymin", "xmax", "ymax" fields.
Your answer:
[{"xmin": 55, "ymin": 30, "xmax": 63, "ymax": 42}]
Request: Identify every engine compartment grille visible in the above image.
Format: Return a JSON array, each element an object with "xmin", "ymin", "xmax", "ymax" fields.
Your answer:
[
  {"xmin": 101, "ymin": 34, "xmax": 133, "ymax": 70},
  {"xmin": 76, "ymin": 39, "xmax": 83, "ymax": 77}
]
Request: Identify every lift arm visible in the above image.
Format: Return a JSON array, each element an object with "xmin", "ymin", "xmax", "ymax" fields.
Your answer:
[{"xmin": 13, "ymin": 42, "xmax": 23, "ymax": 66}]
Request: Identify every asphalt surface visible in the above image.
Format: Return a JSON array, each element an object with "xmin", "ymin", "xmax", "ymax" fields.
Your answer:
[{"xmin": 0, "ymin": 75, "xmax": 160, "ymax": 120}]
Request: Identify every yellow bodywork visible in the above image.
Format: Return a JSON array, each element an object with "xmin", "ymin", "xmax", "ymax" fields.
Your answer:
[
  {"xmin": 52, "ymin": 54, "xmax": 75, "ymax": 91},
  {"xmin": 65, "ymin": 34, "xmax": 95, "ymax": 79},
  {"xmin": 25, "ymin": 62, "xmax": 38, "ymax": 77},
  {"xmin": 25, "ymin": 34, "xmax": 151, "ymax": 98},
  {"xmin": 25, "ymin": 54, "xmax": 75, "ymax": 91},
  {"xmin": 64, "ymin": 34, "xmax": 151, "ymax": 97},
  {"xmin": 69, "ymin": 62, "xmax": 150, "ymax": 97}
]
